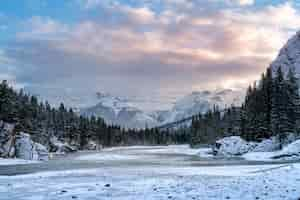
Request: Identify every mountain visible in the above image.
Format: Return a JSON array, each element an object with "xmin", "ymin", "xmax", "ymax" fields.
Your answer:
[
  {"xmin": 80, "ymin": 93, "xmax": 158, "ymax": 129},
  {"xmin": 158, "ymin": 89, "xmax": 243, "ymax": 124},
  {"xmin": 271, "ymin": 31, "xmax": 300, "ymax": 76},
  {"xmin": 81, "ymin": 90, "xmax": 243, "ymax": 129}
]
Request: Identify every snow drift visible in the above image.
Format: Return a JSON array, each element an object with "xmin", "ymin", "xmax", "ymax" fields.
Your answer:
[
  {"xmin": 213, "ymin": 136, "xmax": 281, "ymax": 157},
  {"xmin": 213, "ymin": 136, "xmax": 254, "ymax": 156}
]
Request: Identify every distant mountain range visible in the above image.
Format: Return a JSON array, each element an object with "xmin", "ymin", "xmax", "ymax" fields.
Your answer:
[
  {"xmin": 80, "ymin": 89, "xmax": 243, "ymax": 129},
  {"xmin": 80, "ymin": 31, "xmax": 300, "ymax": 129}
]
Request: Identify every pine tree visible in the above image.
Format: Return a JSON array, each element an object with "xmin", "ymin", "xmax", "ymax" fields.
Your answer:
[
  {"xmin": 286, "ymin": 67, "xmax": 300, "ymax": 134},
  {"xmin": 271, "ymin": 67, "xmax": 292, "ymax": 147}
]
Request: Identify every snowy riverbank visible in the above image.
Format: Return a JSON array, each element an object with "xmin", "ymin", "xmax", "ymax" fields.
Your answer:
[
  {"xmin": 1, "ymin": 145, "xmax": 300, "ymax": 200},
  {"xmin": 0, "ymin": 158, "xmax": 40, "ymax": 166}
]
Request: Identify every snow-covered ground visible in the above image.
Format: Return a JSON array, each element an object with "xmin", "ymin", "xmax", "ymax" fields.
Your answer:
[
  {"xmin": 243, "ymin": 151, "xmax": 279, "ymax": 161},
  {"xmin": 0, "ymin": 158, "xmax": 39, "ymax": 166},
  {"xmin": 1, "ymin": 145, "xmax": 300, "ymax": 200},
  {"xmin": 213, "ymin": 136, "xmax": 300, "ymax": 162}
]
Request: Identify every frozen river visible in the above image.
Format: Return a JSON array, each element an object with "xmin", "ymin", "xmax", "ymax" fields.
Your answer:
[{"xmin": 1, "ymin": 145, "xmax": 300, "ymax": 200}]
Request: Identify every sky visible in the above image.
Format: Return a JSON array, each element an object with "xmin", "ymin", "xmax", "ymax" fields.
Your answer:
[{"xmin": 1, "ymin": 0, "xmax": 300, "ymax": 111}]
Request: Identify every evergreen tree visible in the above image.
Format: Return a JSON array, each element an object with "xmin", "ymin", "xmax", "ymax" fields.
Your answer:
[{"xmin": 271, "ymin": 67, "xmax": 293, "ymax": 147}]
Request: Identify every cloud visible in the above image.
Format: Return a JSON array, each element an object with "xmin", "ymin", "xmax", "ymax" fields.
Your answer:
[
  {"xmin": 3, "ymin": 1, "xmax": 300, "ymax": 110},
  {"xmin": 210, "ymin": 0, "xmax": 254, "ymax": 6},
  {"xmin": 17, "ymin": 16, "xmax": 70, "ymax": 40},
  {"xmin": 230, "ymin": 0, "xmax": 254, "ymax": 6}
]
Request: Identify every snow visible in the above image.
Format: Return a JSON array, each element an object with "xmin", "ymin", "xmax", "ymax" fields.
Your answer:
[
  {"xmin": 81, "ymin": 94, "xmax": 159, "ymax": 129},
  {"xmin": 212, "ymin": 136, "xmax": 295, "ymax": 161},
  {"xmin": 0, "ymin": 158, "xmax": 39, "ymax": 166},
  {"xmin": 280, "ymin": 140, "xmax": 300, "ymax": 156},
  {"xmin": 126, "ymin": 145, "xmax": 201, "ymax": 155},
  {"xmin": 81, "ymin": 89, "xmax": 244, "ymax": 129},
  {"xmin": 77, "ymin": 153, "xmax": 139, "ymax": 161},
  {"xmin": 213, "ymin": 136, "xmax": 254, "ymax": 156},
  {"xmin": 15, "ymin": 132, "xmax": 49, "ymax": 161},
  {"xmin": 252, "ymin": 137, "xmax": 280, "ymax": 152},
  {"xmin": 197, "ymin": 147, "xmax": 214, "ymax": 158},
  {"xmin": 95, "ymin": 93, "xmax": 133, "ymax": 115},
  {"xmin": 242, "ymin": 139, "xmax": 300, "ymax": 161},
  {"xmin": 243, "ymin": 151, "xmax": 278, "ymax": 161},
  {"xmin": 271, "ymin": 31, "xmax": 300, "ymax": 77},
  {"xmin": 50, "ymin": 136, "xmax": 77, "ymax": 154},
  {"xmin": 83, "ymin": 140, "xmax": 102, "ymax": 151},
  {"xmin": 161, "ymin": 90, "xmax": 243, "ymax": 124},
  {"xmin": 1, "ymin": 146, "xmax": 300, "ymax": 200},
  {"xmin": 77, "ymin": 145, "xmax": 200, "ymax": 161}
]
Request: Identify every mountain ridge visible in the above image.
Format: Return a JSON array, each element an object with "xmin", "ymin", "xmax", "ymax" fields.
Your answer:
[{"xmin": 80, "ymin": 89, "xmax": 243, "ymax": 129}]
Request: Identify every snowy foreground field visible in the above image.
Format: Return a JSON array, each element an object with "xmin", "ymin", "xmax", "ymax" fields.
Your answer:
[{"xmin": 1, "ymin": 145, "xmax": 300, "ymax": 200}]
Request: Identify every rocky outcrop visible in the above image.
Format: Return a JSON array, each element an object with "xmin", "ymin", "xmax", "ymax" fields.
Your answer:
[
  {"xmin": 213, "ymin": 136, "xmax": 254, "ymax": 156},
  {"xmin": 212, "ymin": 135, "xmax": 300, "ymax": 160},
  {"xmin": 252, "ymin": 137, "xmax": 280, "ymax": 152},
  {"xmin": 84, "ymin": 140, "xmax": 102, "ymax": 151},
  {"xmin": 272, "ymin": 140, "xmax": 300, "ymax": 160},
  {"xmin": 15, "ymin": 133, "xmax": 49, "ymax": 161},
  {"xmin": 0, "ymin": 121, "xmax": 49, "ymax": 161},
  {"xmin": 0, "ymin": 121, "xmax": 16, "ymax": 158},
  {"xmin": 50, "ymin": 136, "xmax": 77, "ymax": 154},
  {"xmin": 212, "ymin": 136, "xmax": 282, "ymax": 156},
  {"xmin": 271, "ymin": 31, "xmax": 300, "ymax": 77}
]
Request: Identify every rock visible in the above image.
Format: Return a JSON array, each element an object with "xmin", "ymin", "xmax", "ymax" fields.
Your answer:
[
  {"xmin": 271, "ymin": 31, "xmax": 300, "ymax": 78},
  {"xmin": 104, "ymin": 184, "xmax": 111, "ymax": 187},
  {"xmin": 84, "ymin": 140, "xmax": 99, "ymax": 151},
  {"xmin": 34, "ymin": 142, "xmax": 49, "ymax": 161},
  {"xmin": 15, "ymin": 133, "xmax": 36, "ymax": 160},
  {"xmin": 213, "ymin": 136, "xmax": 254, "ymax": 156},
  {"xmin": 252, "ymin": 137, "xmax": 280, "ymax": 152},
  {"xmin": 271, "ymin": 139, "xmax": 300, "ymax": 160},
  {"xmin": 0, "ymin": 121, "xmax": 16, "ymax": 158},
  {"xmin": 15, "ymin": 132, "xmax": 49, "ymax": 161},
  {"xmin": 0, "ymin": 137, "xmax": 15, "ymax": 158},
  {"xmin": 1, "ymin": 122, "xmax": 49, "ymax": 160},
  {"xmin": 50, "ymin": 137, "xmax": 77, "ymax": 154}
]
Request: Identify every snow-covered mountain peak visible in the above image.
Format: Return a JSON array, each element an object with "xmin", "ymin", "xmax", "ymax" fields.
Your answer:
[
  {"xmin": 159, "ymin": 89, "xmax": 243, "ymax": 124},
  {"xmin": 271, "ymin": 31, "xmax": 300, "ymax": 76},
  {"xmin": 81, "ymin": 89, "xmax": 243, "ymax": 129},
  {"xmin": 94, "ymin": 92, "xmax": 133, "ymax": 115},
  {"xmin": 81, "ymin": 92, "xmax": 158, "ymax": 129},
  {"xmin": 173, "ymin": 91, "xmax": 210, "ymax": 111}
]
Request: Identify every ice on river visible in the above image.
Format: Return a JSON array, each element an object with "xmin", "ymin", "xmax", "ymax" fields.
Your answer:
[
  {"xmin": 0, "ymin": 158, "xmax": 39, "ymax": 166},
  {"xmin": 1, "ymin": 145, "xmax": 300, "ymax": 200}
]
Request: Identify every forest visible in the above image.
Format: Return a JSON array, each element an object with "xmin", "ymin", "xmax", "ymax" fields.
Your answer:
[
  {"xmin": 1, "ymin": 66, "xmax": 299, "ymax": 150},
  {"xmin": 190, "ymin": 66, "xmax": 300, "ymax": 147},
  {"xmin": 0, "ymin": 80, "xmax": 188, "ymax": 150}
]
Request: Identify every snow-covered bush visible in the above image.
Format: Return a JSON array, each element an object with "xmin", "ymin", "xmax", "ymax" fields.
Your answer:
[
  {"xmin": 252, "ymin": 137, "xmax": 280, "ymax": 152},
  {"xmin": 270, "ymin": 140, "xmax": 300, "ymax": 160},
  {"xmin": 281, "ymin": 140, "xmax": 300, "ymax": 155},
  {"xmin": 213, "ymin": 136, "xmax": 254, "ymax": 156}
]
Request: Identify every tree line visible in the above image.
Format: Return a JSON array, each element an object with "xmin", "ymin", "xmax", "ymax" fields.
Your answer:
[
  {"xmin": 190, "ymin": 66, "xmax": 300, "ymax": 147},
  {"xmin": 0, "ymin": 80, "xmax": 186, "ymax": 150},
  {"xmin": 2, "ymin": 66, "xmax": 298, "ymax": 149}
]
